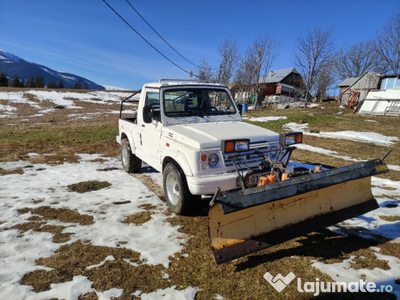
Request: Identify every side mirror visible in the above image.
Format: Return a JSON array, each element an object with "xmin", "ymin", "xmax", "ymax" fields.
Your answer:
[{"xmin": 143, "ymin": 105, "xmax": 153, "ymax": 123}]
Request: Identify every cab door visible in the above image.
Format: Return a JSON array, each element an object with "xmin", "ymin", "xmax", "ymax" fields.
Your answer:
[{"xmin": 136, "ymin": 89, "xmax": 163, "ymax": 171}]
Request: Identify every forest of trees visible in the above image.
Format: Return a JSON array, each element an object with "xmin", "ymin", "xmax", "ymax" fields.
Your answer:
[
  {"xmin": 0, "ymin": 72, "xmax": 88, "ymax": 90},
  {"xmin": 196, "ymin": 13, "xmax": 400, "ymax": 102}
]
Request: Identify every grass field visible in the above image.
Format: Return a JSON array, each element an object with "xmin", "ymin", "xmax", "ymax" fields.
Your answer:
[{"xmin": 1, "ymin": 89, "xmax": 399, "ymax": 299}]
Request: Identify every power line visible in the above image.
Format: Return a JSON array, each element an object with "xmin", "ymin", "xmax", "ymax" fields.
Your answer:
[
  {"xmin": 124, "ymin": 0, "xmax": 200, "ymax": 69},
  {"xmin": 102, "ymin": 0, "xmax": 191, "ymax": 74}
]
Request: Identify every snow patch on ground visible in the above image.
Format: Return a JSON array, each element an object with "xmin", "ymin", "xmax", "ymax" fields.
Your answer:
[
  {"xmin": 284, "ymin": 122, "xmax": 399, "ymax": 146},
  {"xmin": 312, "ymin": 253, "xmax": 400, "ymax": 299},
  {"xmin": 249, "ymin": 116, "xmax": 287, "ymax": 122},
  {"xmin": 328, "ymin": 177, "xmax": 400, "ymax": 241},
  {"xmin": 292, "ymin": 142, "xmax": 400, "ymax": 171},
  {"xmin": 295, "ymin": 144, "xmax": 361, "ymax": 162},
  {"xmin": 0, "ymin": 90, "xmax": 136, "ymax": 120},
  {"xmin": 0, "ymin": 155, "xmax": 185, "ymax": 299},
  {"xmin": 138, "ymin": 286, "xmax": 199, "ymax": 300},
  {"xmin": 27, "ymin": 90, "xmax": 79, "ymax": 108}
]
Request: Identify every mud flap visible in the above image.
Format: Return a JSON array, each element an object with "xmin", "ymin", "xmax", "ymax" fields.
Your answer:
[{"xmin": 208, "ymin": 159, "xmax": 389, "ymax": 264}]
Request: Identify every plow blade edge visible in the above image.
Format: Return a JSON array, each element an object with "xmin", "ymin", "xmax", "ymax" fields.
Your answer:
[{"xmin": 208, "ymin": 159, "xmax": 389, "ymax": 264}]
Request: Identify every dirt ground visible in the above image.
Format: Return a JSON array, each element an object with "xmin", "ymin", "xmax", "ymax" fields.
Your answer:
[{"xmin": 1, "ymin": 88, "xmax": 399, "ymax": 299}]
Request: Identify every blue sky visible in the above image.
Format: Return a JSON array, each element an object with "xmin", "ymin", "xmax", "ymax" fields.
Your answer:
[{"xmin": 1, "ymin": 0, "xmax": 399, "ymax": 90}]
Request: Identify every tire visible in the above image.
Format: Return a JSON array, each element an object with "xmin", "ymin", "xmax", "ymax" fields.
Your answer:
[
  {"xmin": 121, "ymin": 139, "xmax": 141, "ymax": 173},
  {"xmin": 163, "ymin": 162, "xmax": 200, "ymax": 214}
]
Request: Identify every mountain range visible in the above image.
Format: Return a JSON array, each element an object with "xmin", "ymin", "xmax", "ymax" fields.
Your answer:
[{"xmin": 0, "ymin": 49, "xmax": 105, "ymax": 90}]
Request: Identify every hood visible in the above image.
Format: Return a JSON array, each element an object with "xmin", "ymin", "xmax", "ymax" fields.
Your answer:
[{"xmin": 164, "ymin": 121, "xmax": 279, "ymax": 149}]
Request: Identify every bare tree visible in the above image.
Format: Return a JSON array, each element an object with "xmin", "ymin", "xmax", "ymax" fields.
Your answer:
[
  {"xmin": 294, "ymin": 27, "xmax": 336, "ymax": 101},
  {"xmin": 252, "ymin": 36, "xmax": 279, "ymax": 105},
  {"xmin": 234, "ymin": 35, "xmax": 279, "ymax": 106},
  {"xmin": 217, "ymin": 39, "xmax": 239, "ymax": 85},
  {"xmin": 376, "ymin": 13, "xmax": 400, "ymax": 74},
  {"xmin": 196, "ymin": 60, "xmax": 214, "ymax": 82},
  {"xmin": 335, "ymin": 40, "xmax": 381, "ymax": 79},
  {"xmin": 234, "ymin": 51, "xmax": 257, "ymax": 101},
  {"xmin": 316, "ymin": 64, "xmax": 337, "ymax": 101}
]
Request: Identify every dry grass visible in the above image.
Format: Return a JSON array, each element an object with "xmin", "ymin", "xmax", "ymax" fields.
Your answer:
[
  {"xmin": 67, "ymin": 180, "xmax": 112, "ymax": 193},
  {"xmin": 122, "ymin": 211, "xmax": 152, "ymax": 225},
  {"xmin": 2, "ymin": 90, "xmax": 399, "ymax": 299},
  {"xmin": 21, "ymin": 241, "xmax": 146, "ymax": 293},
  {"xmin": 130, "ymin": 173, "xmax": 166, "ymax": 202},
  {"xmin": 0, "ymin": 166, "xmax": 24, "ymax": 175},
  {"xmin": 379, "ymin": 215, "xmax": 400, "ymax": 222},
  {"xmin": 18, "ymin": 206, "xmax": 94, "ymax": 225},
  {"xmin": 0, "ymin": 126, "xmax": 120, "ymax": 164}
]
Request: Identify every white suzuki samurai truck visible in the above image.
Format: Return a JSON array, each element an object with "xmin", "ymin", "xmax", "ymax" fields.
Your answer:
[
  {"xmin": 117, "ymin": 79, "xmax": 390, "ymax": 264},
  {"xmin": 117, "ymin": 79, "xmax": 300, "ymax": 214}
]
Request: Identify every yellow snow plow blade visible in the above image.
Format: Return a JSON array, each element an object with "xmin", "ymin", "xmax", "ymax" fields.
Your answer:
[{"xmin": 208, "ymin": 159, "xmax": 389, "ymax": 264}]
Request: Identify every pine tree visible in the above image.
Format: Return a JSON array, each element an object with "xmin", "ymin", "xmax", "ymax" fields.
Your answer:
[
  {"xmin": 35, "ymin": 76, "xmax": 40, "ymax": 88},
  {"xmin": 47, "ymin": 81, "xmax": 57, "ymax": 88},
  {"xmin": 83, "ymin": 82, "xmax": 88, "ymax": 89},
  {"xmin": 0, "ymin": 72, "xmax": 8, "ymax": 87},
  {"xmin": 26, "ymin": 76, "xmax": 35, "ymax": 88},
  {"xmin": 39, "ymin": 76, "xmax": 44, "ymax": 88},
  {"xmin": 58, "ymin": 80, "xmax": 64, "ymax": 89},
  {"xmin": 72, "ymin": 80, "xmax": 82, "ymax": 89},
  {"xmin": 35, "ymin": 76, "xmax": 44, "ymax": 88},
  {"xmin": 12, "ymin": 76, "xmax": 21, "ymax": 87}
]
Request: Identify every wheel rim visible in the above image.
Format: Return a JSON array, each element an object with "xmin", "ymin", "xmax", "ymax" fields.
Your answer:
[{"xmin": 166, "ymin": 172, "xmax": 180, "ymax": 206}]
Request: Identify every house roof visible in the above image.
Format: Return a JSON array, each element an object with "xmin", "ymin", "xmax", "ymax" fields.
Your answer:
[
  {"xmin": 338, "ymin": 77, "xmax": 359, "ymax": 87},
  {"xmin": 260, "ymin": 67, "xmax": 300, "ymax": 83},
  {"xmin": 343, "ymin": 70, "xmax": 382, "ymax": 92}
]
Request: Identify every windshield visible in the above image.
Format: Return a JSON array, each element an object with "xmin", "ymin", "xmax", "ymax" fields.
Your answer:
[{"xmin": 163, "ymin": 88, "xmax": 237, "ymax": 117}]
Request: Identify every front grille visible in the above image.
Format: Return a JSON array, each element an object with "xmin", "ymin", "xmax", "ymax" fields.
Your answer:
[{"xmin": 223, "ymin": 141, "xmax": 276, "ymax": 173}]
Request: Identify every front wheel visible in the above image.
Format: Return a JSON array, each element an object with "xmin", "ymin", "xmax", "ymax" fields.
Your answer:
[
  {"xmin": 163, "ymin": 162, "xmax": 200, "ymax": 214},
  {"xmin": 121, "ymin": 139, "xmax": 141, "ymax": 173}
]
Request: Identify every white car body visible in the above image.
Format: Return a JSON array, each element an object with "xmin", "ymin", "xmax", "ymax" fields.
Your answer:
[{"xmin": 117, "ymin": 80, "xmax": 281, "ymax": 195}]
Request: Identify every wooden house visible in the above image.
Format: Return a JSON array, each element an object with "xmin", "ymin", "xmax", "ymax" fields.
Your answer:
[
  {"xmin": 339, "ymin": 71, "xmax": 381, "ymax": 108},
  {"xmin": 259, "ymin": 68, "xmax": 305, "ymax": 99}
]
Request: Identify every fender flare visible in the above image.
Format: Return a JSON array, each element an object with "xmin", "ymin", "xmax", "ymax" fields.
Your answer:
[
  {"xmin": 162, "ymin": 149, "xmax": 193, "ymax": 177},
  {"xmin": 119, "ymin": 131, "xmax": 136, "ymax": 153}
]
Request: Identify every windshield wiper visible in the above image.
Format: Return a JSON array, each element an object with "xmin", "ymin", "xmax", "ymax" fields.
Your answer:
[
  {"xmin": 188, "ymin": 109, "xmax": 204, "ymax": 118},
  {"xmin": 206, "ymin": 111, "xmax": 229, "ymax": 115},
  {"xmin": 166, "ymin": 112, "xmax": 190, "ymax": 117},
  {"xmin": 166, "ymin": 111, "xmax": 204, "ymax": 118}
]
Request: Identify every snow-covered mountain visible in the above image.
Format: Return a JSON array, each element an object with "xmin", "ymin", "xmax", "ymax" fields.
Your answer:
[
  {"xmin": 100, "ymin": 84, "xmax": 128, "ymax": 91},
  {"xmin": 0, "ymin": 49, "xmax": 105, "ymax": 90}
]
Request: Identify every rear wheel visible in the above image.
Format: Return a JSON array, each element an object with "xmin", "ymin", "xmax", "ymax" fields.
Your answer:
[
  {"xmin": 121, "ymin": 139, "xmax": 141, "ymax": 173},
  {"xmin": 163, "ymin": 162, "xmax": 200, "ymax": 214}
]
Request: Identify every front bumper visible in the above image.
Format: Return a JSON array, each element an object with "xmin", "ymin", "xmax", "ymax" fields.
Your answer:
[{"xmin": 186, "ymin": 172, "xmax": 239, "ymax": 195}]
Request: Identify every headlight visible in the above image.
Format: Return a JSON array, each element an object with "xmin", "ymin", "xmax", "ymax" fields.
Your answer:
[
  {"xmin": 222, "ymin": 139, "xmax": 250, "ymax": 153},
  {"xmin": 279, "ymin": 132, "xmax": 303, "ymax": 146},
  {"xmin": 208, "ymin": 153, "xmax": 219, "ymax": 167}
]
